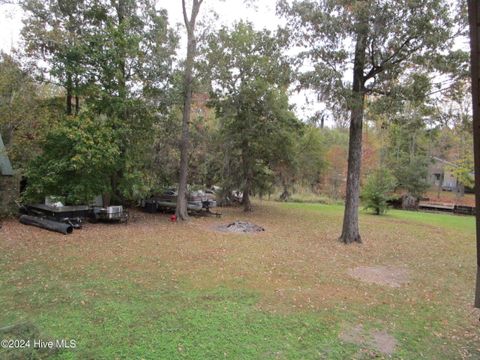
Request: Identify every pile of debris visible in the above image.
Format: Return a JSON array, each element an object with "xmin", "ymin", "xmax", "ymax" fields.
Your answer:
[{"xmin": 216, "ymin": 221, "xmax": 265, "ymax": 233}]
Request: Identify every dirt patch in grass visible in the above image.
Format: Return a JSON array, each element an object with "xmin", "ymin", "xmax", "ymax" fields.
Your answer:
[
  {"xmin": 339, "ymin": 324, "xmax": 397, "ymax": 355},
  {"xmin": 215, "ymin": 221, "xmax": 265, "ymax": 233},
  {"xmin": 348, "ymin": 265, "xmax": 409, "ymax": 288}
]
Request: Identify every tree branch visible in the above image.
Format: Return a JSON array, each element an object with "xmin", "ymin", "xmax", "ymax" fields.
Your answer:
[
  {"xmin": 364, "ymin": 36, "xmax": 421, "ymax": 81},
  {"xmin": 182, "ymin": 0, "xmax": 190, "ymax": 31}
]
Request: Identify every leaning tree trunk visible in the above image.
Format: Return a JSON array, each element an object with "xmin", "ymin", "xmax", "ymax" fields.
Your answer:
[
  {"xmin": 176, "ymin": 0, "xmax": 202, "ymax": 220},
  {"xmin": 339, "ymin": 17, "xmax": 368, "ymax": 244}
]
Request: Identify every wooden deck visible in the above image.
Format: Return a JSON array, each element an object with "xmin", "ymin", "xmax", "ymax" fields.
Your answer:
[{"xmin": 418, "ymin": 201, "xmax": 475, "ymax": 215}]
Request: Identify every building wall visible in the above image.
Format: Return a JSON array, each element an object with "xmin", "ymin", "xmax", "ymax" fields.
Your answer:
[
  {"xmin": 442, "ymin": 171, "xmax": 458, "ymax": 190},
  {"xmin": 428, "ymin": 159, "xmax": 459, "ymax": 191},
  {"xmin": 0, "ymin": 175, "xmax": 19, "ymax": 216}
]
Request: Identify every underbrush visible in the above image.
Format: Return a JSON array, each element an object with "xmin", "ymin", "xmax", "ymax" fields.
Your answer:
[{"xmin": 272, "ymin": 188, "xmax": 342, "ymax": 205}]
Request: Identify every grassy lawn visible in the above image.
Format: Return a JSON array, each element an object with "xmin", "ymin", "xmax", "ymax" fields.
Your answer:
[{"xmin": 0, "ymin": 201, "xmax": 479, "ymax": 359}]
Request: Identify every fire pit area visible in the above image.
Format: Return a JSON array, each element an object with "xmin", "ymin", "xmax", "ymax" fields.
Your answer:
[{"xmin": 216, "ymin": 221, "xmax": 265, "ymax": 233}]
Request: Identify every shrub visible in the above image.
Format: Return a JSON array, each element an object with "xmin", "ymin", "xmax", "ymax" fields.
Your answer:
[
  {"xmin": 361, "ymin": 168, "xmax": 397, "ymax": 215},
  {"xmin": 23, "ymin": 113, "xmax": 120, "ymax": 204}
]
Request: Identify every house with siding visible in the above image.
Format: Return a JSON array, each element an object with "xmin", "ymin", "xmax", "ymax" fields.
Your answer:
[{"xmin": 428, "ymin": 156, "xmax": 474, "ymax": 193}]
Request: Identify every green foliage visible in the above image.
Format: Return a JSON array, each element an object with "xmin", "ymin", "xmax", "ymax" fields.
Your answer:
[
  {"xmin": 207, "ymin": 22, "xmax": 300, "ymax": 203},
  {"xmin": 448, "ymin": 155, "xmax": 474, "ymax": 188},
  {"xmin": 273, "ymin": 125, "xmax": 332, "ymax": 199},
  {"xmin": 117, "ymin": 164, "xmax": 156, "ymax": 202},
  {"xmin": 19, "ymin": 0, "xmax": 179, "ymax": 202},
  {"xmin": 296, "ymin": 126, "xmax": 328, "ymax": 189},
  {"xmin": 13, "ymin": 0, "xmax": 471, "ymax": 210},
  {"xmin": 21, "ymin": 0, "xmax": 178, "ymax": 108},
  {"xmin": 385, "ymin": 117, "xmax": 432, "ymax": 198},
  {"xmin": 278, "ymin": 0, "xmax": 457, "ymax": 118},
  {"xmin": 437, "ymin": 80, "xmax": 474, "ymax": 191},
  {"xmin": 361, "ymin": 168, "xmax": 397, "ymax": 215},
  {"xmin": 0, "ymin": 53, "xmax": 63, "ymax": 171},
  {"xmin": 21, "ymin": 0, "xmax": 89, "ymax": 112},
  {"xmin": 23, "ymin": 113, "xmax": 120, "ymax": 204},
  {"xmin": 367, "ymin": 88, "xmax": 435, "ymax": 199},
  {"xmin": 393, "ymin": 156, "xmax": 431, "ymax": 198}
]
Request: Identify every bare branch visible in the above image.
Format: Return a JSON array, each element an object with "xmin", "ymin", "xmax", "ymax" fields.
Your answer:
[
  {"xmin": 364, "ymin": 36, "xmax": 422, "ymax": 81},
  {"xmin": 182, "ymin": 0, "xmax": 190, "ymax": 31},
  {"xmin": 189, "ymin": 0, "xmax": 202, "ymax": 30}
]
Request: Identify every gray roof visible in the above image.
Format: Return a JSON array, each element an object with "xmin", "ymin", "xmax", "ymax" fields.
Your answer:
[{"xmin": 0, "ymin": 133, "xmax": 14, "ymax": 176}]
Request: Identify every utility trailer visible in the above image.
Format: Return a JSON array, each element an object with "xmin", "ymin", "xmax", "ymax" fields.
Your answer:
[
  {"xmin": 22, "ymin": 204, "xmax": 90, "ymax": 228},
  {"xmin": 21, "ymin": 203, "xmax": 128, "ymax": 233},
  {"xmin": 141, "ymin": 189, "xmax": 220, "ymax": 217},
  {"xmin": 91, "ymin": 205, "xmax": 129, "ymax": 223}
]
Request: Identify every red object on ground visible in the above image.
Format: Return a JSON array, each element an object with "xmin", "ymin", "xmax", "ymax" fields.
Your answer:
[{"xmin": 170, "ymin": 215, "xmax": 177, "ymax": 222}]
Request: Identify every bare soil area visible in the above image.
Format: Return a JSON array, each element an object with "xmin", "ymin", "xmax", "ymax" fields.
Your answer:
[
  {"xmin": 340, "ymin": 324, "xmax": 397, "ymax": 355},
  {"xmin": 347, "ymin": 265, "xmax": 410, "ymax": 288}
]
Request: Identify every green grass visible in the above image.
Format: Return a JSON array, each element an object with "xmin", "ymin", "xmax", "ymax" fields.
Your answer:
[
  {"xmin": 282, "ymin": 202, "xmax": 344, "ymax": 215},
  {"xmin": 0, "ymin": 276, "xmax": 360, "ymax": 359},
  {"xmin": 283, "ymin": 201, "xmax": 476, "ymax": 233},
  {"xmin": 0, "ymin": 202, "xmax": 478, "ymax": 359},
  {"xmin": 0, "ymin": 279, "xmax": 457, "ymax": 359},
  {"xmin": 386, "ymin": 209, "xmax": 476, "ymax": 233}
]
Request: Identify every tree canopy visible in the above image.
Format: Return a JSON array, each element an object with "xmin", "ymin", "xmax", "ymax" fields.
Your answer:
[
  {"xmin": 279, "ymin": 0, "xmax": 463, "ymax": 243},
  {"xmin": 0, "ymin": 0, "xmax": 470, "ymax": 222},
  {"xmin": 207, "ymin": 22, "xmax": 301, "ymax": 211}
]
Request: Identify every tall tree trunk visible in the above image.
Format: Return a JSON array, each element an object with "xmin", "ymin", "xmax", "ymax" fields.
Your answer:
[
  {"xmin": 242, "ymin": 146, "xmax": 252, "ymax": 212},
  {"xmin": 176, "ymin": 41, "xmax": 193, "ymax": 219},
  {"xmin": 75, "ymin": 95, "xmax": 79, "ymax": 115},
  {"xmin": 280, "ymin": 178, "xmax": 290, "ymax": 201},
  {"xmin": 116, "ymin": 0, "xmax": 127, "ymax": 118},
  {"xmin": 176, "ymin": 0, "xmax": 203, "ymax": 220},
  {"xmin": 436, "ymin": 172, "xmax": 444, "ymax": 200},
  {"xmin": 339, "ymin": 15, "xmax": 368, "ymax": 244},
  {"xmin": 66, "ymin": 72, "xmax": 73, "ymax": 115},
  {"xmin": 467, "ymin": 0, "xmax": 480, "ymax": 308},
  {"xmin": 111, "ymin": 0, "xmax": 128, "ymax": 204},
  {"xmin": 74, "ymin": 78, "xmax": 80, "ymax": 115},
  {"xmin": 454, "ymin": 176, "xmax": 466, "ymax": 200},
  {"xmin": 242, "ymin": 182, "xmax": 252, "ymax": 212}
]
